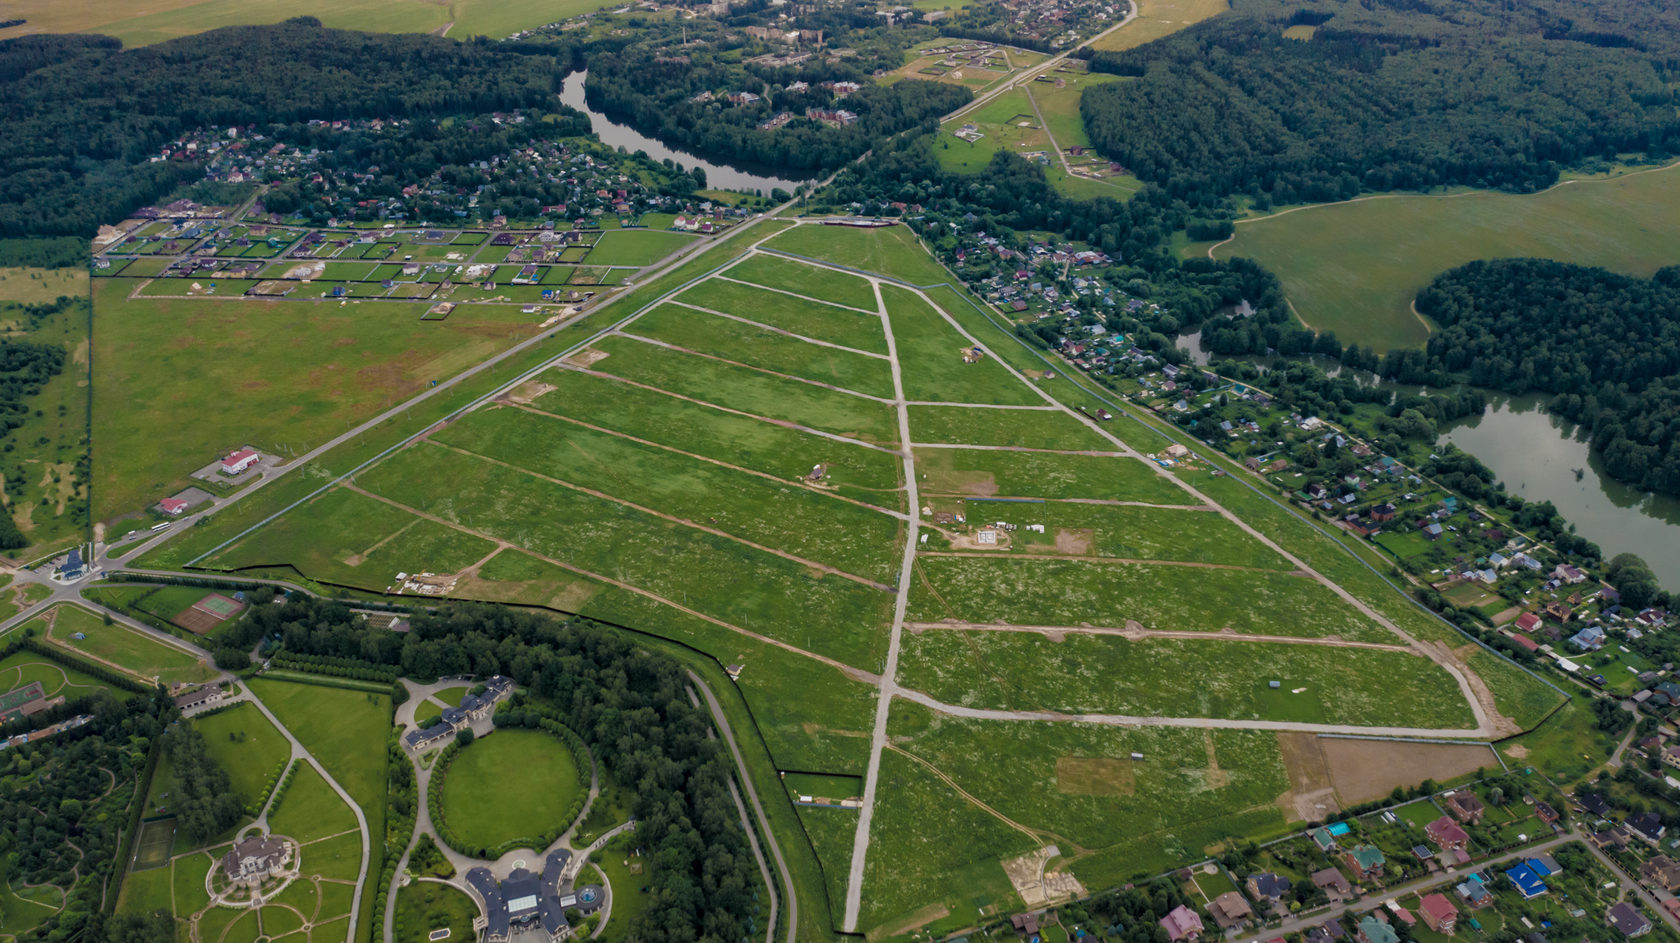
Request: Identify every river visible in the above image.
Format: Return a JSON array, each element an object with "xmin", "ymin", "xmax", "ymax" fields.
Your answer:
[
  {"xmin": 1177, "ymin": 329, "xmax": 1680, "ymax": 586},
  {"xmin": 560, "ymin": 71, "xmax": 817, "ymax": 195}
]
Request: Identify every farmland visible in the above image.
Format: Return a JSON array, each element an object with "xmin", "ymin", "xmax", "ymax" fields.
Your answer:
[
  {"xmin": 169, "ymin": 221, "xmax": 1559, "ymax": 941},
  {"xmin": 0, "ymin": 0, "xmax": 628, "ymax": 47},
  {"xmin": 1213, "ymin": 161, "xmax": 1680, "ymax": 350}
]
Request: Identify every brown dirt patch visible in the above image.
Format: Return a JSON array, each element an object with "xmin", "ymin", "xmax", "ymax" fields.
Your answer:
[
  {"xmin": 1055, "ymin": 756, "xmax": 1136, "ymax": 796},
  {"xmin": 948, "ymin": 529, "xmax": 1011, "ymax": 551},
  {"xmin": 1052, "ymin": 528, "xmax": 1094, "ymax": 554},
  {"xmin": 169, "ymin": 607, "xmax": 222, "ymax": 635},
  {"xmin": 1321, "ymin": 737, "xmax": 1499, "ymax": 805},
  {"xmin": 502, "ymin": 380, "xmax": 557, "ymax": 406},
  {"xmin": 1202, "ymin": 729, "xmax": 1230, "ymax": 789},
  {"xmin": 564, "ymin": 348, "xmax": 611, "ymax": 368},
  {"xmin": 281, "ymin": 261, "xmax": 326, "ymax": 280},
  {"xmin": 922, "ymin": 468, "xmax": 998, "ymax": 497},
  {"xmin": 1275, "ymin": 732, "xmax": 1339, "ymax": 822}
]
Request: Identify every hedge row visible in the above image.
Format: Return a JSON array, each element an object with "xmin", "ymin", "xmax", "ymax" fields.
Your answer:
[
  {"xmin": 369, "ymin": 730, "xmax": 418, "ymax": 937},
  {"xmin": 249, "ymin": 758, "xmax": 291, "ymax": 818},
  {"xmin": 269, "ymin": 651, "xmax": 400, "ymax": 683},
  {"xmin": 255, "ymin": 668, "xmax": 398, "ymax": 696},
  {"xmin": 18, "ymin": 635, "xmax": 150, "ymax": 694}
]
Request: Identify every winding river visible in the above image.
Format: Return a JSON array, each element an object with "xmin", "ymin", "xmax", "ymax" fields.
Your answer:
[{"xmin": 560, "ymin": 71, "xmax": 817, "ymax": 195}]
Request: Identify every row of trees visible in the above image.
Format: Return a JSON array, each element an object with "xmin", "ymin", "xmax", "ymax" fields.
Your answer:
[
  {"xmin": 1415, "ymin": 259, "xmax": 1680, "ymax": 500},
  {"xmin": 160, "ymin": 723, "xmax": 246, "ymax": 843},
  {"xmin": 237, "ymin": 596, "xmax": 766, "ymax": 943},
  {"xmin": 1079, "ymin": 0, "xmax": 1680, "ymax": 206}
]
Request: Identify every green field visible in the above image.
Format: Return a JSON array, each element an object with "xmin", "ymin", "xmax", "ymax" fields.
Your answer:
[
  {"xmin": 0, "ymin": 644, "xmax": 128, "ymax": 700},
  {"xmin": 1087, "ymin": 0, "xmax": 1231, "ymax": 50},
  {"xmin": 46, "ymin": 604, "xmax": 216, "ymax": 685},
  {"xmin": 923, "ymin": 500, "xmax": 1290, "ymax": 570},
  {"xmin": 626, "ymin": 305, "xmax": 897, "ymax": 398},
  {"xmin": 193, "ymin": 701, "xmax": 291, "ymax": 811},
  {"xmin": 907, "ymin": 405, "xmax": 1109, "ymax": 450},
  {"xmin": 0, "ymin": 0, "xmax": 627, "ymax": 46},
  {"xmin": 0, "ymin": 270, "xmax": 89, "ymax": 554},
  {"xmin": 914, "ymin": 446, "xmax": 1193, "ymax": 503},
  {"xmin": 896, "ymin": 630, "xmax": 1475, "ymax": 728},
  {"xmin": 270, "ymin": 763, "xmax": 360, "ymax": 843},
  {"xmin": 881, "ymin": 284, "xmax": 1044, "ymax": 406},
  {"xmin": 586, "ymin": 229, "xmax": 697, "ymax": 266},
  {"xmin": 726, "ymin": 254, "xmax": 878, "ymax": 310},
  {"xmin": 675, "ymin": 278, "xmax": 889, "ymax": 354},
  {"xmin": 1214, "ymin": 162, "xmax": 1680, "ymax": 350},
  {"xmin": 764, "ymin": 225, "xmax": 953, "ymax": 287},
  {"xmin": 436, "ymin": 728, "xmax": 584, "ymax": 850},
  {"xmin": 90, "ymin": 282, "xmax": 542, "ymax": 520},
  {"xmin": 394, "ymin": 881, "xmax": 478, "ymax": 943}
]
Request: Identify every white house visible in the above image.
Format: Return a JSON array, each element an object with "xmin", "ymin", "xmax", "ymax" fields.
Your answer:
[{"xmin": 220, "ymin": 448, "xmax": 260, "ymax": 475}]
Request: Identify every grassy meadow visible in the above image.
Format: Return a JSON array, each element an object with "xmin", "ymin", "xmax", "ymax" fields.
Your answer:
[
  {"xmin": 1215, "ymin": 162, "xmax": 1680, "ymax": 350},
  {"xmin": 0, "ymin": 268, "xmax": 89, "ymax": 556},
  {"xmin": 1087, "ymin": 0, "xmax": 1231, "ymax": 51},
  {"xmin": 89, "ymin": 281, "xmax": 540, "ymax": 520}
]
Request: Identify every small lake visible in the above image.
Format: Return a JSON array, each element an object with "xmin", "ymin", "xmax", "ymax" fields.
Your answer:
[
  {"xmin": 1441, "ymin": 395, "xmax": 1680, "ymax": 588},
  {"xmin": 560, "ymin": 71, "xmax": 817, "ymax": 196},
  {"xmin": 1176, "ymin": 331, "xmax": 1680, "ymax": 585}
]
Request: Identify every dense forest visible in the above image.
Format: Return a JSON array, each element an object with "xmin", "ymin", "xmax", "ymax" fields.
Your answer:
[
  {"xmin": 160, "ymin": 723, "xmax": 247, "ymax": 842},
  {"xmin": 1079, "ymin": 0, "xmax": 1680, "ymax": 205},
  {"xmin": 238, "ymin": 596, "xmax": 767, "ymax": 943},
  {"xmin": 1414, "ymin": 258, "xmax": 1680, "ymax": 499},
  {"xmin": 584, "ymin": 11, "xmax": 969, "ymax": 172},
  {"xmin": 0, "ymin": 19, "xmax": 578, "ymax": 237}
]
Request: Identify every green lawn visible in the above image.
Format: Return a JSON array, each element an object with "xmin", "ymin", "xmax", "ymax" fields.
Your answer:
[
  {"xmin": 592, "ymin": 836, "xmax": 654, "ymax": 943},
  {"xmin": 394, "ymin": 881, "xmax": 478, "ymax": 943},
  {"xmin": 46, "ymin": 604, "xmax": 216, "ymax": 685},
  {"xmin": 626, "ymin": 306, "xmax": 896, "ymax": 398},
  {"xmin": 727, "ymin": 254, "xmax": 878, "ymax": 310},
  {"xmin": 192, "ymin": 701, "xmax": 291, "ymax": 811},
  {"xmin": 924, "ymin": 500, "xmax": 1290, "ymax": 570},
  {"xmin": 585, "ymin": 229, "xmax": 698, "ymax": 266},
  {"xmin": 896, "ymin": 629, "xmax": 1476, "ymax": 728},
  {"xmin": 414, "ymin": 700, "xmax": 444, "ymax": 728},
  {"xmin": 675, "ymin": 278, "xmax": 888, "ymax": 354},
  {"xmin": 913, "ymin": 447, "xmax": 1186, "ymax": 505},
  {"xmin": 1215, "ymin": 162, "xmax": 1680, "ymax": 351},
  {"xmin": 90, "ymin": 280, "xmax": 540, "ymax": 520},
  {"xmin": 766, "ymin": 224, "xmax": 954, "ymax": 287},
  {"xmin": 436, "ymin": 728, "xmax": 584, "ymax": 851},
  {"xmin": 0, "ymin": 644, "xmax": 128, "ymax": 700},
  {"xmin": 431, "ymin": 686, "xmax": 470, "ymax": 707}
]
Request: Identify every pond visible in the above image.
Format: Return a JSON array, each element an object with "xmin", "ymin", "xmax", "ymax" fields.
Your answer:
[{"xmin": 560, "ymin": 71, "xmax": 817, "ymax": 196}]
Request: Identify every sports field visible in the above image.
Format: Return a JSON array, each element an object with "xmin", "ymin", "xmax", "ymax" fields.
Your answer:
[
  {"xmin": 178, "ymin": 222, "xmax": 1562, "ymax": 940},
  {"xmin": 0, "ymin": 0, "xmax": 626, "ymax": 47},
  {"xmin": 436, "ymin": 728, "xmax": 585, "ymax": 851},
  {"xmin": 1214, "ymin": 161, "xmax": 1680, "ymax": 350}
]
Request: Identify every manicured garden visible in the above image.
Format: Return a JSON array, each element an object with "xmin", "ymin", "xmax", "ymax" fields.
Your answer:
[{"xmin": 434, "ymin": 727, "xmax": 586, "ymax": 854}]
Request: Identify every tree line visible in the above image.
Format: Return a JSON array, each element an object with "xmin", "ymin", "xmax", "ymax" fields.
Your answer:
[
  {"xmin": 235, "ymin": 595, "xmax": 767, "ymax": 943},
  {"xmin": 1078, "ymin": 0, "xmax": 1680, "ymax": 207},
  {"xmin": 1415, "ymin": 258, "xmax": 1680, "ymax": 500}
]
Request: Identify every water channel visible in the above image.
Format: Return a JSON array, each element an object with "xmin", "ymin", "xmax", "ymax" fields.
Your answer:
[
  {"xmin": 560, "ymin": 71, "xmax": 817, "ymax": 195},
  {"xmin": 1176, "ymin": 330, "xmax": 1680, "ymax": 587}
]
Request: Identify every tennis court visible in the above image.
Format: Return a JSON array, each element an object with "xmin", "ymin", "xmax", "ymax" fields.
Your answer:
[
  {"xmin": 170, "ymin": 593, "xmax": 244, "ymax": 634},
  {"xmin": 132, "ymin": 818, "xmax": 176, "ymax": 871}
]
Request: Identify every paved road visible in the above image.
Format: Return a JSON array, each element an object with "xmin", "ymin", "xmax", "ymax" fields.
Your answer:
[
  {"xmin": 688, "ymin": 670, "xmax": 797, "ymax": 943},
  {"xmin": 944, "ymin": 7, "xmax": 1139, "ymax": 125}
]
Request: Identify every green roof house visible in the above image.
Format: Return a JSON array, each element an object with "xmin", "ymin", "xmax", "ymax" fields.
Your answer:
[
  {"xmin": 1357, "ymin": 915, "xmax": 1399, "ymax": 943},
  {"xmin": 1345, "ymin": 844, "xmax": 1386, "ymax": 880}
]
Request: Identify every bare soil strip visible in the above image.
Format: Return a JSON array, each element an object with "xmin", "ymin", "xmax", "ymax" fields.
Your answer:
[
  {"xmin": 914, "ymin": 551, "xmax": 1297, "ymax": 574},
  {"xmin": 903, "ymin": 621, "xmax": 1414, "ymax": 651}
]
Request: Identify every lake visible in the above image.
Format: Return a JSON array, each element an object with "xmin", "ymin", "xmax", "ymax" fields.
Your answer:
[
  {"xmin": 560, "ymin": 71, "xmax": 817, "ymax": 195},
  {"xmin": 1441, "ymin": 395, "xmax": 1680, "ymax": 588}
]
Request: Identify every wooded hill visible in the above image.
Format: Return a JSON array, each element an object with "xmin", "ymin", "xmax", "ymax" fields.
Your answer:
[{"xmin": 1079, "ymin": 0, "xmax": 1680, "ymax": 205}]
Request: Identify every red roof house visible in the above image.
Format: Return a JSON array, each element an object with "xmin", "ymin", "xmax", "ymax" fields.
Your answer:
[
  {"xmin": 1419, "ymin": 894, "xmax": 1458, "ymax": 933},
  {"xmin": 220, "ymin": 448, "xmax": 260, "ymax": 475},
  {"xmin": 159, "ymin": 497, "xmax": 189, "ymax": 516}
]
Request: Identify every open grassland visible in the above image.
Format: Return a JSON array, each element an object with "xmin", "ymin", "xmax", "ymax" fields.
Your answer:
[
  {"xmin": 355, "ymin": 443, "xmax": 896, "ymax": 669},
  {"xmin": 796, "ymin": 805, "xmax": 857, "ymax": 925},
  {"xmin": 909, "ymin": 555, "xmax": 1400, "ymax": 642},
  {"xmin": 209, "ymin": 485, "xmax": 497, "ymax": 587},
  {"xmin": 626, "ymin": 305, "xmax": 897, "ymax": 398},
  {"xmin": 908, "ymin": 404, "xmax": 1111, "ymax": 450},
  {"xmin": 726, "ymin": 255, "xmax": 878, "ymax": 310},
  {"xmin": 531, "ymin": 368, "xmax": 904, "ymax": 502},
  {"xmin": 90, "ymin": 281, "xmax": 540, "ymax": 519},
  {"xmin": 923, "ymin": 500, "xmax": 1290, "ymax": 570},
  {"xmin": 858, "ymin": 748, "xmax": 1031, "ymax": 939},
  {"xmin": 1087, "ymin": 0, "xmax": 1231, "ymax": 51},
  {"xmin": 437, "ymin": 728, "xmax": 585, "ymax": 850},
  {"xmin": 1214, "ymin": 162, "xmax": 1680, "ymax": 350},
  {"xmin": 582, "ymin": 334, "xmax": 900, "ymax": 443},
  {"xmin": 0, "ymin": 0, "xmax": 625, "ymax": 46},
  {"xmin": 0, "ymin": 268, "xmax": 85, "ymax": 305},
  {"xmin": 885, "ymin": 701, "xmax": 1290, "ymax": 892},
  {"xmin": 896, "ymin": 630, "xmax": 1476, "ymax": 728},
  {"xmin": 46, "ymin": 604, "xmax": 215, "ymax": 684},
  {"xmin": 586, "ymin": 229, "xmax": 698, "ymax": 266},
  {"xmin": 766, "ymin": 225, "xmax": 953, "ymax": 287},
  {"xmin": 882, "ymin": 284, "xmax": 1043, "ymax": 405},
  {"xmin": 1497, "ymin": 691, "xmax": 1613, "ymax": 783},
  {"xmin": 1467, "ymin": 650, "xmax": 1564, "ymax": 731},
  {"xmin": 938, "ymin": 88, "xmax": 1050, "ymax": 175},
  {"xmin": 722, "ymin": 633, "xmax": 880, "ymax": 775},
  {"xmin": 270, "ymin": 763, "xmax": 361, "ymax": 843},
  {"xmin": 192, "ymin": 702, "xmax": 291, "ymax": 811},
  {"xmin": 914, "ymin": 445, "xmax": 1189, "ymax": 502},
  {"xmin": 433, "ymin": 404, "xmax": 904, "ymax": 583},
  {"xmin": 675, "ymin": 278, "xmax": 888, "ymax": 353}
]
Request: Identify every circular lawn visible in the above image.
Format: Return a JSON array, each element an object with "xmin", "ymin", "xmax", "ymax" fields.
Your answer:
[{"xmin": 436, "ymin": 728, "xmax": 585, "ymax": 852}]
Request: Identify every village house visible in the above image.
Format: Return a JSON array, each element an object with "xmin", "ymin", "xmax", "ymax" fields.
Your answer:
[
  {"xmin": 1608, "ymin": 902, "xmax": 1653, "ymax": 938},
  {"xmin": 1356, "ymin": 914, "xmax": 1398, "ymax": 943},
  {"xmin": 1345, "ymin": 845, "xmax": 1386, "ymax": 881},
  {"xmin": 1418, "ymin": 894, "xmax": 1458, "ymax": 933},
  {"xmin": 1312, "ymin": 867, "xmax": 1352, "ymax": 901},
  {"xmin": 1640, "ymin": 855, "xmax": 1680, "ymax": 892},
  {"xmin": 1206, "ymin": 891, "xmax": 1252, "ymax": 930},
  {"xmin": 1426, "ymin": 816, "xmax": 1471, "ymax": 854},
  {"xmin": 1159, "ymin": 904, "xmax": 1204, "ymax": 942},
  {"xmin": 1443, "ymin": 791, "xmax": 1486, "ymax": 824}
]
